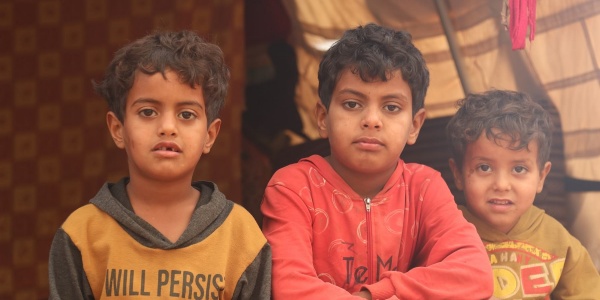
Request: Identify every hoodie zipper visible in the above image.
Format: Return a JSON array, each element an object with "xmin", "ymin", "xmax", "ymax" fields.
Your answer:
[{"xmin": 364, "ymin": 197, "xmax": 374, "ymax": 284}]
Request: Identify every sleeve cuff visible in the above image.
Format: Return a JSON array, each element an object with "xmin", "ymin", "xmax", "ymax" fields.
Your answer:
[{"xmin": 363, "ymin": 277, "xmax": 395, "ymax": 300}]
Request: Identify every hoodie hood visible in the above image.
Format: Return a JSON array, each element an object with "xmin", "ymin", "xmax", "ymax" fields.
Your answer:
[
  {"xmin": 459, "ymin": 205, "xmax": 545, "ymax": 243},
  {"xmin": 300, "ymin": 154, "xmax": 406, "ymax": 201},
  {"xmin": 90, "ymin": 177, "xmax": 232, "ymax": 249}
]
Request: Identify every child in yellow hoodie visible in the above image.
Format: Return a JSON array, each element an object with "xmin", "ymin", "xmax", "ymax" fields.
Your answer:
[{"xmin": 447, "ymin": 89, "xmax": 600, "ymax": 299}]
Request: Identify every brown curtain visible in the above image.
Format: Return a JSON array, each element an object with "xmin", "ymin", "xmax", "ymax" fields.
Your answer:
[{"xmin": 0, "ymin": 0, "xmax": 244, "ymax": 298}]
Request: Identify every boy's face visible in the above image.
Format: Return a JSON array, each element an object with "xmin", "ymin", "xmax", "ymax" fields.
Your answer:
[
  {"xmin": 106, "ymin": 69, "xmax": 220, "ymax": 182},
  {"xmin": 316, "ymin": 69, "xmax": 425, "ymax": 179},
  {"xmin": 449, "ymin": 131, "xmax": 551, "ymax": 234}
]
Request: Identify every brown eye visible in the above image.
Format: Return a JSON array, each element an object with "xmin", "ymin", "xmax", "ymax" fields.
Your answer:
[
  {"xmin": 514, "ymin": 166, "xmax": 527, "ymax": 174},
  {"xmin": 140, "ymin": 109, "xmax": 156, "ymax": 117},
  {"xmin": 178, "ymin": 111, "xmax": 196, "ymax": 120},
  {"xmin": 343, "ymin": 101, "xmax": 360, "ymax": 109},
  {"xmin": 478, "ymin": 164, "xmax": 491, "ymax": 172},
  {"xmin": 384, "ymin": 104, "xmax": 400, "ymax": 112}
]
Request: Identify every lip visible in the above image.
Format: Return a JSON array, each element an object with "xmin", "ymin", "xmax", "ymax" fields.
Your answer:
[
  {"xmin": 152, "ymin": 141, "xmax": 182, "ymax": 154},
  {"xmin": 353, "ymin": 137, "xmax": 384, "ymax": 150},
  {"xmin": 487, "ymin": 198, "xmax": 514, "ymax": 212},
  {"xmin": 487, "ymin": 198, "xmax": 513, "ymax": 205},
  {"xmin": 354, "ymin": 137, "xmax": 383, "ymax": 145}
]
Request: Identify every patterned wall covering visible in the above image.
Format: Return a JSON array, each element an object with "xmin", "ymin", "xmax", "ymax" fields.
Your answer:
[{"xmin": 0, "ymin": 0, "xmax": 244, "ymax": 298}]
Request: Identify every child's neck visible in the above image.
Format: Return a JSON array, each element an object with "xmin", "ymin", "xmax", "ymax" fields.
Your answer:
[
  {"xmin": 327, "ymin": 157, "xmax": 394, "ymax": 199},
  {"xmin": 126, "ymin": 176, "xmax": 197, "ymax": 205},
  {"xmin": 346, "ymin": 175, "xmax": 388, "ymax": 199},
  {"xmin": 126, "ymin": 176, "xmax": 199, "ymax": 243}
]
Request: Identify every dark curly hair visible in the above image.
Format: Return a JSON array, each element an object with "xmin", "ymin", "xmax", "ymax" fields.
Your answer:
[
  {"xmin": 93, "ymin": 30, "xmax": 230, "ymax": 125},
  {"xmin": 317, "ymin": 23, "xmax": 429, "ymax": 115},
  {"xmin": 446, "ymin": 89, "xmax": 553, "ymax": 171}
]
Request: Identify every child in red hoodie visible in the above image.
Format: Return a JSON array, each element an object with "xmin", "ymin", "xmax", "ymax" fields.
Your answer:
[{"xmin": 261, "ymin": 23, "xmax": 493, "ymax": 299}]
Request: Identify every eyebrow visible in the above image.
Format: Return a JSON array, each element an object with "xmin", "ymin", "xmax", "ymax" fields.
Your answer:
[
  {"xmin": 472, "ymin": 155, "xmax": 534, "ymax": 165},
  {"xmin": 337, "ymin": 88, "xmax": 409, "ymax": 102},
  {"xmin": 130, "ymin": 98, "xmax": 204, "ymax": 109}
]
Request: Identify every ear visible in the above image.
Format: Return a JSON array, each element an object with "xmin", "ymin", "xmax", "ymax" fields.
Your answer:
[
  {"xmin": 448, "ymin": 158, "xmax": 464, "ymax": 191},
  {"xmin": 536, "ymin": 161, "xmax": 552, "ymax": 193},
  {"xmin": 315, "ymin": 102, "xmax": 329, "ymax": 139},
  {"xmin": 407, "ymin": 108, "xmax": 426, "ymax": 145},
  {"xmin": 202, "ymin": 118, "xmax": 221, "ymax": 154},
  {"xmin": 106, "ymin": 112, "xmax": 125, "ymax": 149}
]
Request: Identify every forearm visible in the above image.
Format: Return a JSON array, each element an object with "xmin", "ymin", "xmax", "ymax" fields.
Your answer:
[{"xmin": 364, "ymin": 253, "xmax": 492, "ymax": 299}]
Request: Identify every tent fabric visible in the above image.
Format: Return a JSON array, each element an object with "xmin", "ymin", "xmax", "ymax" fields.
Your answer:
[{"xmin": 280, "ymin": 0, "xmax": 600, "ymax": 270}]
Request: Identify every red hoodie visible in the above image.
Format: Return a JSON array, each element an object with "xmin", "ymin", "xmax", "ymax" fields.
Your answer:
[{"xmin": 261, "ymin": 155, "xmax": 493, "ymax": 299}]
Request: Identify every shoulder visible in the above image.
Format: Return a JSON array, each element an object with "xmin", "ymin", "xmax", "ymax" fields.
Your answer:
[
  {"xmin": 400, "ymin": 162, "xmax": 448, "ymax": 192},
  {"xmin": 198, "ymin": 181, "xmax": 261, "ymax": 231},
  {"xmin": 60, "ymin": 203, "xmax": 116, "ymax": 245},
  {"xmin": 222, "ymin": 203, "xmax": 267, "ymax": 246},
  {"xmin": 229, "ymin": 203, "xmax": 259, "ymax": 225},
  {"xmin": 396, "ymin": 162, "xmax": 456, "ymax": 212},
  {"xmin": 272, "ymin": 155, "xmax": 323, "ymax": 175},
  {"xmin": 268, "ymin": 155, "xmax": 326, "ymax": 187},
  {"xmin": 529, "ymin": 206, "xmax": 583, "ymax": 249},
  {"xmin": 62, "ymin": 204, "xmax": 108, "ymax": 230},
  {"xmin": 402, "ymin": 162, "xmax": 443, "ymax": 179},
  {"xmin": 534, "ymin": 207, "xmax": 570, "ymax": 233},
  {"xmin": 226, "ymin": 204, "xmax": 264, "ymax": 234}
]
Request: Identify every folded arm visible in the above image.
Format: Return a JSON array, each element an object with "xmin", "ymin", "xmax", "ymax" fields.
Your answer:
[
  {"xmin": 262, "ymin": 183, "xmax": 366, "ymax": 299},
  {"xmin": 363, "ymin": 176, "xmax": 494, "ymax": 299}
]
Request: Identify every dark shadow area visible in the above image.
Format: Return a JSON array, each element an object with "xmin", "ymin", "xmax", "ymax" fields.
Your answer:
[{"xmin": 242, "ymin": 0, "xmax": 306, "ymax": 224}]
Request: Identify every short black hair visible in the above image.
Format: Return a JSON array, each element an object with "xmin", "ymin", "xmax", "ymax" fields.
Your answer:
[
  {"xmin": 446, "ymin": 89, "xmax": 553, "ymax": 170},
  {"xmin": 93, "ymin": 30, "xmax": 230, "ymax": 125},
  {"xmin": 317, "ymin": 23, "xmax": 429, "ymax": 115}
]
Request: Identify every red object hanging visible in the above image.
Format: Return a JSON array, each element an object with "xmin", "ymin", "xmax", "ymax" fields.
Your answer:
[{"xmin": 509, "ymin": 0, "xmax": 537, "ymax": 50}]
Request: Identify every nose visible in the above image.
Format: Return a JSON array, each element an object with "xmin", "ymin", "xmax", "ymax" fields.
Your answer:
[
  {"xmin": 361, "ymin": 107, "xmax": 382, "ymax": 129},
  {"xmin": 158, "ymin": 115, "xmax": 177, "ymax": 137},
  {"xmin": 493, "ymin": 172, "xmax": 511, "ymax": 192}
]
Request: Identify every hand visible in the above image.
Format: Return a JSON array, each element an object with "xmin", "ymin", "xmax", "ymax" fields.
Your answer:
[{"xmin": 353, "ymin": 289, "xmax": 372, "ymax": 300}]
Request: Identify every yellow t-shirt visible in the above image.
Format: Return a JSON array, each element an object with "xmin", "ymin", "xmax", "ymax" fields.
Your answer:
[{"xmin": 460, "ymin": 205, "xmax": 600, "ymax": 299}]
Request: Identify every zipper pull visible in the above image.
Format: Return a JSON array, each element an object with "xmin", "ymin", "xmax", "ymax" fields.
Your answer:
[{"xmin": 364, "ymin": 197, "xmax": 371, "ymax": 212}]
